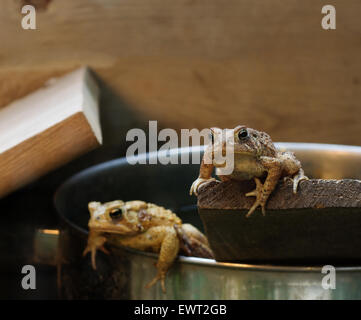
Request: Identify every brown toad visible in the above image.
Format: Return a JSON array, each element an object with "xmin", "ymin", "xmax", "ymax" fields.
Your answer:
[
  {"xmin": 83, "ymin": 200, "xmax": 213, "ymax": 293},
  {"xmin": 190, "ymin": 125, "xmax": 308, "ymax": 217}
]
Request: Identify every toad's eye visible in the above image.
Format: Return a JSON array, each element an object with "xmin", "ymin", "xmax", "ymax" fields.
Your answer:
[
  {"xmin": 209, "ymin": 132, "xmax": 214, "ymax": 144},
  {"xmin": 238, "ymin": 128, "xmax": 248, "ymax": 140},
  {"xmin": 109, "ymin": 208, "xmax": 123, "ymax": 220}
]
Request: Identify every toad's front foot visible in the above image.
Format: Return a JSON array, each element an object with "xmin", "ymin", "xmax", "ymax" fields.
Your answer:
[
  {"xmin": 83, "ymin": 234, "xmax": 109, "ymax": 270},
  {"xmin": 292, "ymin": 168, "xmax": 309, "ymax": 194},
  {"xmin": 245, "ymin": 177, "xmax": 266, "ymax": 217},
  {"xmin": 189, "ymin": 177, "xmax": 217, "ymax": 196}
]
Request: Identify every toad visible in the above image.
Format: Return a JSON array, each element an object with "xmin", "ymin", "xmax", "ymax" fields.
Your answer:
[
  {"xmin": 83, "ymin": 200, "xmax": 213, "ymax": 292},
  {"xmin": 190, "ymin": 125, "xmax": 308, "ymax": 217}
]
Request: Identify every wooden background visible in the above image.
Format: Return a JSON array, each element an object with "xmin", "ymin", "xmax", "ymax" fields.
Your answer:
[{"xmin": 0, "ymin": 0, "xmax": 360, "ymax": 146}]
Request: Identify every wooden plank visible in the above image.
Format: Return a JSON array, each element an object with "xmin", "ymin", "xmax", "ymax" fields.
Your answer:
[
  {"xmin": 198, "ymin": 179, "xmax": 361, "ymax": 210},
  {"xmin": 0, "ymin": 67, "xmax": 102, "ymax": 198},
  {"xmin": 198, "ymin": 179, "xmax": 361, "ymax": 262},
  {"xmin": 0, "ymin": 1, "xmax": 360, "ymax": 145}
]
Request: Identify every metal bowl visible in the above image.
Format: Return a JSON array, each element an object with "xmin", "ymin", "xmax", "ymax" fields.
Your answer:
[{"xmin": 54, "ymin": 143, "xmax": 361, "ymax": 299}]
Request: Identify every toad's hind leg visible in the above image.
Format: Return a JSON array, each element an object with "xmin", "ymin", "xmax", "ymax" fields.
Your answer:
[{"xmin": 175, "ymin": 224, "xmax": 214, "ymax": 259}]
